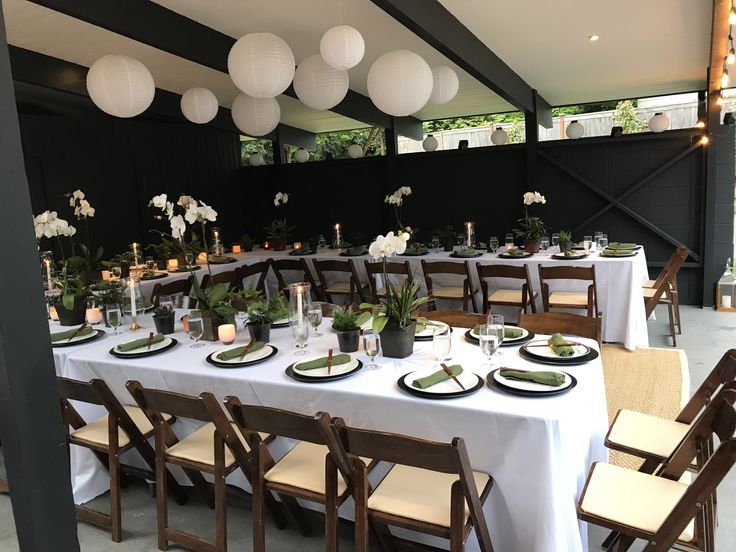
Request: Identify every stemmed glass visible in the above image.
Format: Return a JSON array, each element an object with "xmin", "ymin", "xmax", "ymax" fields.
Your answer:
[
  {"xmin": 363, "ymin": 329, "xmax": 380, "ymax": 369},
  {"xmin": 488, "ymin": 236, "xmax": 499, "ymax": 253},
  {"xmin": 291, "ymin": 320, "xmax": 310, "ymax": 355},
  {"xmin": 106, "ymin": 304, "xmax": 122, "ymax": 335},
  {"xmin": 478, "ymin": 324, "xmax": 500, "ymax": 369},
  {"xmin": 583, "ymin": 235, "xmax": 593, "ymax": 252},
  {"xmin": 188, "ymin": 309, "xmax": 205, "ymax": 348},
  {"xmin": 488, "ymin": 314, "xmax": 504, "ymax": 355},
  {"xmin": 307, "ymin": 304, "xmax": 323, "ymax": 337},
  {"xmin": 185, "ymin": 253, "xmax": 194, "ymax": 268},
  {"xmin": 432, "ymin": 328, "xmax": 452, "ymax": 362},
  {"xmin": 599, "ymin": 234, "xmax": 609, "ymax": 249}
]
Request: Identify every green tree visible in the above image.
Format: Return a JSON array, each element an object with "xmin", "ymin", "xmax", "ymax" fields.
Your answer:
[
  {"xmin": 507, "ymin": 120, "xmax": 526, "ymax": 144},
  {"xmin": 240, "ymin": 138, "xmax": 274, "ymax": 165},
  {"xmin": 612, "ymin": 100, "xmax": 647, "ymax": 134}
]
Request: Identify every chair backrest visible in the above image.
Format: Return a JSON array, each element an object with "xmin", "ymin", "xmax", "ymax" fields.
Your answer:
[
  {"xmin": 650, "ymin": 244, "xmax": 689, "ymax": 290},
  {"xmin": 426, "ymin": 309, "xmax": 487, "ymax": 328},
  {"xmin": 644, "ymin": 245, "xmax": 689, "ymax": 318},
  {"xmin": 313, "ymin": 301, "xmax": 340, "ymax": 317},
  {"xmin": 270, "ymin": 258, "xmax": 320, "ymax": 299},
  {"xmin": 420, "ymin": 260, "xmax": 475, "ymax": 303},
  {"xmin": 677, "ymin": 349, "xmax": 736, "ymax": 424},
  {"xmin": 538, "ymin": 264, "xmax": 598, "ymax": 314},
  {"xmin": 476, "ymin": 263, "xmax": 535, "ymax": 310},
  {"xmin": 150, "ymin": 276, "xmax": 193, "ymax": 307},
  {"xmin": 313, "ymin": 259, "xmax": 364, "ymax": 296},
  {"xmin": 234, "ymin": 260, "xmax": 271, "ymax": 293},
  {"xmin": 200, "ymin": 269, "xmax": 238, "ymax": 290},
  {"xmin": 364, "ymin": 260, "xmax": 413, "ymax": 302},
  {"xmin": 518, "ymin": 311, "xmax": 602, "ymax": 345}
]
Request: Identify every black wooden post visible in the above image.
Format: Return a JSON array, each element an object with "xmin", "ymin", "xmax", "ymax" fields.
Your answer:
[
  {"xmin": 525, "ymin": 108, "xmax": 539, "ymax": 190},
  {"xmin": 0, "ymin": 3, "xmax": 80, "ymax": 549}
]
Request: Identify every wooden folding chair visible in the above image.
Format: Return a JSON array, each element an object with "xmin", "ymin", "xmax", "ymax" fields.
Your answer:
[
  {"xmin": 270, "ymin": 258, "xmax": 323, "ymax": 300},
  {"xmin": 126, "ymin": 381, "xmax": 287, "ymax": 552},
  {"xmin": 425, "ymin": 309, "xmax": 487, "ymax": 329},
  {"xmin": 313, "ymin": 259, "xmax": 369, "ymax": 305},
  {"xmin": 517, "ymin": 311, "xmax": 602, "ymax": 346},
  {"xmin": 476, "ymin": 263, "xmax": 537, "ymax": 316},
  {"xmin": 364, "ymin": 260, "xmax": 414, "ymax": 304},
  {"xmin": 330, "ymin": 420, "xmax": 494, "ymax": 552},
  {"xmin": 57, "ymin": 377, "xmax": 186, "ymax": 542},
  {"xmin": 538, "ymin": 265, "xmax": 598, "ymax": 317},
  {"xmin": 233, "ymin": 260, "xmax": 271, "ymax": 293},
  {"xmin": 151, "ymin": 276, "xmax": 193, "ymax": 308},
  {"xmin": 643, "ymin": 245, "xmax": 689, "ymax": 346},
  {"xmin": 421, "ymin": 260, "xmax": 477, "ymax": 313},
  {"xmin": 200, "ymin": 269, "xmax": 239, "ymax": 290},
  {"xmin": 643, "ymin": 244, "xmax": 688, "ymax": 336},
  {"xmin": 225, "ymin": 398, "xmax": 375, "ymax": 552}
]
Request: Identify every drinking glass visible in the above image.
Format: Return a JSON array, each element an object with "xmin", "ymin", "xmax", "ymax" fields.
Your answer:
[
  {"xmin": 583, "ymin": 235, "xmax": 593, "ymax": 252},
  {"xmin": 551, "ymin": 233, "xmax": 560, "ymax": 251},
  {"xmin": 145, "ymin": 256, "xmax": 156, "ymax": 271},
  {"xmin": 488, "ymin": 236, "xmax": 499, "ymax": 253},
  {"xmin": 432, "ymin": 328, "xmax": 452, "ymax": 362},
  {"xmin": 540, "ymin": 236, "xmax": 550, "ymax": 253},
  {"xmin": 363, "ymin": 330, "xmax": 381, "ymax": 369},
  {"xmin": 307, "ymin": 304, "xmax": 323, "ymax": 336},
  {"xmin": 185, "ymin": 252, "xmax": 194, "ymax": 267},
  {"xmin": 594, "ymin": 231, "xmax": 603, "ymax": 246},
  {"xmin": 111, "ymin": 266, "xmax": 122, "ymax": 280},
  {"xmin": 599, "ymin": 234, "xmax": 609, "ymax": 249},
  {"xmin": 317, "ymin": 235, "xmax": 327, "ymax": 249},
  {"xmin": 505, "ymin": 233, "xmax": 514, "ymax": 250},
  {"xmin": 478, "ymin": 324, "xmax": 500, "ymax": 368},
  {"xmin": 188, "ymin": 309, "xmax": 205, "ymax": 348},
  {"xmin": 431, "ymin": 236, "xmax": 440, "ymax": 252},
  {"xmin": 291, "ymin": 321, "xmax": 310, "ymax": 355},
  {"xmin": 106, "ymin": 304, "xmax": 122, "ymax": 335},
  {"xmin": 487, "ymin": 314, "xmax": 504, "ymax": 355}
]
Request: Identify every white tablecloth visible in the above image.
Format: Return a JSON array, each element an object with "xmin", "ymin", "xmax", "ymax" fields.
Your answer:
[{"xmin": 55, "ymin": 314, "xmax": 608, "ymax": 552}]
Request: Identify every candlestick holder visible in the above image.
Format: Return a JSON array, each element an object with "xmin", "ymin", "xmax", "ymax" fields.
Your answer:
[
  {"xmin": 464, "ymin": 221, "xmax": 475, "ymax": 249},
  {"xmin": 129, "ymin": 316, "xmax": 142, "ymax": 332}
]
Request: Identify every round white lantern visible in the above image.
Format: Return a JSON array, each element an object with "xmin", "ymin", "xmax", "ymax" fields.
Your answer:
[
  {"xmin": 248, "ymin": 153, "xmax": 264, "ymax": 166},
  {"xmin": 180, "ymin": 87, "xmax": 219, "ymax": 124},
  {"xmin": 566, "ymin": 120, "xmax": 585, "ymax": 140},
  {"xmin": 648, "ymin": 112, "xmax": 670, "ymax": 133},
  {"xmin": 320, "ymin": 25, "xmax": 365, "ymax": 71},
  {"xmin": 347, "ymin": 143, "xmax": 364, "ymax": 158},
  {"xmin": 293, "ymin": 55, "xmax": 349, "ymax": 111},
  {"xmin": 86, "ymin": 55, "xmax": 155, "ymax": 118},
  {"xmin": 294, "ymin": 148, "xmax": 309, "ymax": 163},
  {"xmin": 367, "ymin": 50, "xmax": 433, "ymax": 116},
  {"xmin": 428, "ymin": 66, "xmax": 459, "ymax": 104},
  {"xmin": 490, "ymin": 127, "xmax": 508, "ymax": 145},
  {"xmin": 231, "ymin": 94, "xmax": 280, "ymax": 137},
  {"xmin": 422, "ymin": 134, "xmax": 439, "ymax": 152},
  {"xmin": 228, "ymin": 33, "xmax": 295, "ymax": 98}
]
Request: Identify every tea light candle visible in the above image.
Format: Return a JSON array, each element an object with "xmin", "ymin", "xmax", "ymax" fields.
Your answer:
[
  {"xmin": 293, "ymin": 242, "xmax": 302, "ymax": 250},
  {"xmin": 86, "ymin": 307, "xmax": 103, "ymax": 324},
  {"xmin": 49, "ymin": 305, "xmax": 58, "ymax": 321},
  {"xmin": 263, "ymin": 241, "xmax": 270, "ymax": 250},
  {"xmin": 167, "ymin": 258, "xmax": 179, "ymax": 271},
  {"xmin": 218, "ymin": 323, "xmax": 236, "ymax": 345},
  {"xmin": 723, "ymin": 295, "xmax": 733, "ymax": 309},
  {"xmin": 232, "ymin": 244, "xmax": 242, "ymax": 254},
  {"xmin": 101, "ymin": 270, "xmax": 111, "ymax": 281}
]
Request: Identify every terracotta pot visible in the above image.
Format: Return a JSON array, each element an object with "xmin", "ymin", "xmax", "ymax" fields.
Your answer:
[
  {"xmin": 202, "ymin": 315, "xmax": 226, "ymax": 341},
  {"xmin": 270, "ymin": 238, "xmax": 288, "ymax": 251},
  {"xmin": 335, "ymin": 328, "xmax": 360, "ymax": 353},
  {"xmin": 380, "ymin": 321, "xmax": 416, "ymax": 359},
  {"xmin": 524, "ymin": 240, "xmax": 541, "ymax": 253},
  {"xmin": 247, "ymin": 322, "xmax": 271, "ymax": 343},
  {"xmin": 56, "ymin": 299, "xmax": 87, "ymax": 326}
]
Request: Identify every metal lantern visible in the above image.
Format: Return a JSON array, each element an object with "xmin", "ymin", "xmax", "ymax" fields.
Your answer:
[{"xmin": 717, "ymin": 259, "xmax": 736, "ymax": 311}]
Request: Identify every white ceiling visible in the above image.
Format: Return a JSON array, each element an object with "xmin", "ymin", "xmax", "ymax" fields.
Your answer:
[{"xmin": 2, "ymin": 0, "xmax": 713, "ymax": 135}]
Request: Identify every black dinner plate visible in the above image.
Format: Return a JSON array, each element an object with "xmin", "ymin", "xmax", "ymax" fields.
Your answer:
[
  {"xmin": 109, "ymin": 337, "xmax": 178, "ymax": 358},
  {"xmin": 51, "ymin": 329, "xmax": 106, "ymax": 348},
  {"xmin": 486, "ymin": 369, "xmax": 577, "ymax": 397},
  {"xmin": 600, "ymin": 250, "xmax": 638, "ymax": 258},
  {"xmin": 497, "ymin": 252, "xmax": 533, "ymax": 259},
  {"xmin": 518, "ymin": 345, "xmax": 599, "ymax": 366},
  {"xmin": 205, "ymin": 345, "xmax": 278, "ymax": 368},
  {"xmin": 551, "ymin": 252, "xmax": 589, "ymax": 260},
  {"xmin": 208, "ymin": 256, "xmax": 237, "ymax": 264},
  {"xmin": 607, "ymin": 244, "xmax": 642, "ymax": 250},
  {"xmin": 285, "ymin": 359, "xmax": 363, "ymax": 382},
  {"xmin": 414, "ymin": 323, "xmax": 453, "ymax": 341},
  {"xmin": 397, "ymin": 372, "xmax": 484, "ymax": 400},
  {"xmin": 288, "ymin": 250, "xmax": 315, "ymax": 256},
  {"xmin": 464, "ymin": 328, "xmax": 535, "ymax": 347},
  {"xmin": 449, "ymin": 252, "xmax": 484, "ymax": 258},
  {"xmin": 140, "ymin": 272, "xmax": 168, "ymax": 281},
  {"xmin": 339, "ymin": 250, "xmax": 368, "ymax": 257}
]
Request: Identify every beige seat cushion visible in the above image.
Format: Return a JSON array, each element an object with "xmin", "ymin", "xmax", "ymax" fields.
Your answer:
[
  {"xmin": 432, "ymin": 286, "xmax": 466, "ymax": 299},
  {"xmin": 488, "ymin": 289, "xmax": 528, "ymax": 304},
  {"xmin": 643, "ymin": 279, "xmax": 657, "ymax": 288},
  {"xmin": 367, "ymin": 464, "xmax": 490, "ymax": 528},
  {"xmin": 166, "ymin": 422, "xmax": 265, "ymax": 468},
  {"xmin": 643, "ymin": 287, "xmax": 671, "ymax": 302},
  {"xmin": 607, "ymin": 410, "xmax": 690, "ymax": 459},
  {"xmin": 326, "ymin": 281, "xmax": 353, "ymax": 294},
  {"xmin": 71, "ymin": 406, "xmax": 171, "ymax": 448},
  {"xmin": 548, "ymin": 291, "xmax": 589, "ymax": 307},
  {"xmin": 580, "ymin": 462, "xmax": 694, "ymax": 543}
]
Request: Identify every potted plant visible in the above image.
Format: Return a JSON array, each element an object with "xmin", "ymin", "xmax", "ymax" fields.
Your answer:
[
  {"xmin": 265, "ymin": 191, "xmax": 292, "ymax": 251},
  {"xmin": 152, "ymin": 303, "xmax": 175, "ymax": 334},
  {"xmin": 436, "ymin": 225, "xmax": 457, "ymax": 252},
  {"xmin": 513, "ymin": 191, "xmax": 547, "ymax": 253},
  {"xmin": 190, "ymin": 281, "xmax": 243, "ymax": 341},
  {"xmin": 331, "ymin": 307, "xmax": 362, "ymax": 352},
  {"xmin": 52, "ymin": 266, "xmax": 91, "ymax": 326},
  {"xmin": 240, "ymin": 234, "xmax": 254, "ymax": 252},
  {"xmin": 558, "ymin": 230, "xmax": 573, "ymax": 253},
  {"xmin": 243, "ymin": 290, "xmax": 289, "ymax": 343},
  {"xmin": 90, "ymin": 280, "xmax": 124, "ymax": 327}
]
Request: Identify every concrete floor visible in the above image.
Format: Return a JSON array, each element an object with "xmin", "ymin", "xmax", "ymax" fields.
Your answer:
[{"xmin": 1, "ymin": 304, "xmax": 735, "ymax": 551}]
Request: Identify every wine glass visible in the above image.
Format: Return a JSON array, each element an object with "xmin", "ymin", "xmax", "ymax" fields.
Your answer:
[
  {"xmin": 488, "ymin": 314, "xmax": 504, "ymax": 355},
  {"xmin": 291, "ymin": 320, "xmax": 310, "ymax": 355},
  {"xmin": 106, "ymin": 304, "xmax": 122, "ymax": 335},
  {"xmin": 432, "ymin": 328, "xmax": 452, "ymax": 362},
  {"xmin": 478, "ymin": 324, "xmax": 500, "ymax": 369},
  {"xmin": 145, "ymin": 256, "xmax": 156, "ymax": 272},
  {"xmin": 504, "ymin": 233, "xmax": 514, "ymax": 250},
  {"xmin": 111, "ymin": 266, "xmax": 122, "ymax": 280},
  {"xmin": 185, "ymin": 252, "xmax": 194, "ymax": 268},
  {"xmin": 583, "ymin": 235, "xmax": 593, "ymax": 252},
  {"xmin": 488, "ymin": 236, "xmax": 499, "ymax": 253},
  {"xmin": 431, "ymin": 235, "xmax": 440, "ymax": 252},
  {"xmin": 307, "ymin": 304, "xmax": 323, "ymax": 337},
  {"xmin": 188, "ymin": 309, "xmax": 205, "ymax": 348},
  {"xmin": 363, "ymin": 329, "xmax": 380, "ymax": 369},
  {"xmin": 540, "ymin": 236, "xmax": 550, "ymax": 253}
]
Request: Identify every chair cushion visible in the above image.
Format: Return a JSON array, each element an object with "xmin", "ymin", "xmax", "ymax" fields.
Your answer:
[
  {"xmin": 580, "ymin": 462, "xmax": 694, "ymax": 543},
  {"xmin": 432, "ymin": 286, "xmax": 466, "ymax": 299},
  {"xmin": 166, "ymin": 422, "xmax": 264, "ymax": 468},
  {"xmin": 488, "ymin": 289, "xmax": 527, "ymax": 304},
  {"xmin": 548, "ymin": 291, "xmax": 589, "ymax": 307},
  {"xmin": 326, "ymin": 281, "xmax": 353, "ymax": 294},
  {"xmin": 367, "ymin": 464, "xmax": 490, "ymax": 528},
  {"xmin": 71, "ymin": 406, "xmax": 171, "ymax": 448},
  {"xmin": 607, "ymin": 410, "xmax": 690, "ymax": 460}
]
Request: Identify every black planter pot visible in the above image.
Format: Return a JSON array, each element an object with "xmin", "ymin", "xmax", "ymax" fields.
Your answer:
[
  {"xmin": 380, "ymin": 321, "xmax": 416, "ymax": 359},
  {"xmin": 202, "ymin": 315, "xmax": 226, "ymax": 341},
  {"xmin": 559, "ymin": 242, "xmax": 572, "ymax": 253},
  {"xmin": 153, "ymin": 314, "xmax": 175, "ymax": 335},
  {"xmin": 247, "ymin": 322, "xmax": 271, "ymax": 343},
  {"xmin": 56, "ymin": 299, "xmax": 87, "ymax": 326},
  {"xmin": 335, "ymin": 328, "xmax": 360, "ymax": 353},
  {"xmin": 443, "ymin": 241, "xmax": 454, "ymax": 252}
]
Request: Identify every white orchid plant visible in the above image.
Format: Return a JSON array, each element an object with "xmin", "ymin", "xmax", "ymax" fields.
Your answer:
[
  {"xmin": 34, "ymin": 210, "xmax": 76, "ymax": 259},
  {"xmin": 265, "ymin": 191, "xmax": 294, "ymax": 240},
  {"xmin": 384, "ymin": 186, "xmax": 415, "ymax": 239},
  {"xmin": 513, "ymin": 190, "xmax": 548, "ymax": 243},
  {"xmin": 67, "ymin": 189, "xmax": 95, "ymax": 219}
]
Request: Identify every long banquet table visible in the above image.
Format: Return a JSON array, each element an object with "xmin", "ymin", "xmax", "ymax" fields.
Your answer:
[{"xmin": 52, "ymin": 313, "xmax": 608, "ymax": 552}]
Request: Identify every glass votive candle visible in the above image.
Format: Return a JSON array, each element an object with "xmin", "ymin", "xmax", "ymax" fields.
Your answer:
[
  {"xmin": 49, "ymin": 305, "xmax": 59, "ymax": 321},
  {"xmin": 167, "ymin": 258, "xmax": 179, "ymax": 272},
  {"xmin": 232, "ymin": 244, "xmax": 242, "ymax": 254},
  {"xmin": 101, "ymin": 270, "xmax": 111, "ymax": 281},
  {"xmin": 86, "ymin": 306, "xmax": 103, "ymax": 324},
  {"xmin": 218, "ymin": 323, "xmax": 236, "ymax": 345},
  {"xmin": 293, "ymin": 242, "xmax": 302, "ymax": 250}
]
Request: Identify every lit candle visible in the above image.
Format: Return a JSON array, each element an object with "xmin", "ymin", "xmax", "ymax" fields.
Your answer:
[
  {"xmin": 465, "ymin": 221, "xmax": 473, "ymax": 247},
  {"xmin": 296, "ymin": 285, "xmax": 304, "ymax": 324},
  {"xmin": 101, "ymin": 270, "xmax": 111, "ymax": 281},
  {"xmin": 86, "ymin": 307, "xmax": 103, "ymax": 325},
  {"xmin": 263, "ymin": 241, "xmax": 270, "ymax": 250},
  {"xmin": 335, "ymin": 223, "xmax": 341, "ymax": 247},
  {"xmin": 167, "ymin": 258, "xmax": 179, "ymax": 272},
  {"xmin": 129, "ymin": 278, "xmax": 137, "ymax": 319},
  {"xmin": 232, "ymin": 244, "xmax": 241, "ymax": 254},
  {"xmin": 44, "ymin": 259, "xmax": 52, "ymax": 289},
  {"xmin": 49, "ymin": 305, "xmax": 58, "ymax": 321},
  {"xmin": 293, "ymin": 242, "xmax": 302, "ymax": 250},
  {"xmin": 132, "ymin": 242, "xmax": 140, "ymax": 266},
  {"xmin": 218, "ymin": 323, "xmax": 236, "ymax": 345}
]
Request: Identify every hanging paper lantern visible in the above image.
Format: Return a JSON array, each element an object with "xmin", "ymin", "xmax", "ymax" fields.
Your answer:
[
  {"xmin": 491, "ymin": 127, "xmax": 508, "ymax": 145},
  {"xmin": 228, "ymin": 33, "xmax": 295, "ymax": 98},
  {"xmin": 231, "ymin": 94, "xmax": 280, "ymax": 137},
  {"xmin": 566, "ymin": 120, "xmax": 585, "ymax": 139},
  {"xmin": 293, "ymin": 54, "xmax": 349, "ymax": 111},
  {"xmin": 347, "ymin": 143, "xmax": 364, "ymax": 158},
  {"xmin": 248, "ymin": 153, "xmax": 264, "ymax": 166},
  {"xmin": 648, "ymin": 112, "xmax": 670, "ymax": 133},
  {"xmin": 86, "ymin": 55, "xmax": 155, "ymax": 118},
  {"xmin": 320, "ymin": 25, "xmax": 365, "ymax": 70},
  {"xmin": 422, "ymin": 135, "xmax": 439, "ymax": 151},
  {"xmin": 180, "ymin": 87, "xmax": 219, "ymax": 124},
  {"xmin": 367, "ymin": 50, "xmax": 433, "ymax": 116},
  {"xmin": 428, "ymin": 66, "xmax": 459, "ymax": 104},
  {"xmin": 294, "ymin": 148, "xmax": 309, "ymax": 163}
]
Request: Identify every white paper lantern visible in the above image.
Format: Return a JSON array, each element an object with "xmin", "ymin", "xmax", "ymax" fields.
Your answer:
[
  {"xmin": 347, "ymin": 143, "xmax": 364, "ymax": 158},
  {"xmin": 294, "ymin": 148, "xmax": 309, "ymax": 163},
  {"xmin": 367, "ymin": 50, "xmax": 433, "ymax": 116},
  {"xmin": 428, "ymin": 66, "xmax": 459, "ymax": 104},
  {"xmin": 228, "ymin": 33, "xmax": 295, "ymax": 98},
  {"xmin": 422, "ymin": 134, "xmax": 439, "ymax": 152},
  {"xmin": 180, "ymin": 87, "xmax": 219, "ymax": 124},
  {"xmin": 491, "ymin": 127, "xmax": 508, "ymax": 145},
  {"xmin": 86, "ymin": 55, "xmax": 155, "ymax": 118},
  {"xmin": 248, "ymin": 153, "xmax": 264, "ymax": 166},
  {"xmin": 566, "ymin": 120, "xmax": 585, "ymax": 140},
  {"xmin": 293, "ymin": 55, "xmax": 349, "ymax": 111},
  {"xmin": 320, "ymin": 25, "xmax": 365, "ymax": 70},
  {"xmin": 648, "ymin": 112, "xmax": 670, "ymax": 133},
  {"xmin": 231, "ymin": 94, "xmax": 280, "ymax": 137}
]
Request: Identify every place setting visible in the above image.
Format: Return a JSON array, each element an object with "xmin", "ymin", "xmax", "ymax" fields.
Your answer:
[
  {"xmin": 518, "ymin": 333, "xmax": 599, "ymax": 365},
  {"xmin": 285, "ymin": 348, "xmax": 364, "ymax": 382},
  {"xmin": 464, "ymin": 315, "xmax": 535, "ymax": 347},
  {"xmin": 50, "ymin": 322, "xmax": 106, "ymax": 348},
  {"xmin": 414, "ymin": 319, "xmax": 452, "ymax": 341},
  {"xmin": 398, "ymin": 362, "xmax": 484, "ymax": 399},
  {"xmin": 206, "ymin": 339, "xmax": 278, "ymax": 368},
  {"xmin": 486, "ymin": 367, "xmax": 577, "ymax": 397},
  {"xmin": 497, "ymin": 247, "xmax": 533, "ymax": 259},
  {"xmin": 109, "ymin": 331, "xmax": 178, "ymax": 359}
]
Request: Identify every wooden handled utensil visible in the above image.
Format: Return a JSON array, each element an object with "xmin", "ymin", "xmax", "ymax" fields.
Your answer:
[
  {"xmin": 327, "ymin": 348, "xmax": 333, "ymax": 375},
  {"xmin": 67, "ymin": 322, "xmax": 88, "ymax": 342},
  {"xmin": 146, "ymin": 331, "xmax": 154, "ymax": 350},
  {"xmin": 440, "ymin": 363, "xmax": 465, "ymax": 390},
  {"xmin": 238, "ymin": 339, "xmax": 256, "ymax": 361}
]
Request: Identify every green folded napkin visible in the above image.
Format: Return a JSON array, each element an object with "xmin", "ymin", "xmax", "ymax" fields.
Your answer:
[
  {"xmin": 403, "ymin": 246, "xmax": 428, "ymax": 255},
  {"xmin": 117, "ymin": 333, "xmax": 166, "ymax": 352},
  {"xmin": 608, "ymin": 242, "xmax": 636, "ymax": 249},
  {"xmin": 548, "ymin": 333, "xmax": 575, "ymax": 357},
  {"xmin": 504, "ymin": 327, "xmax": 523, "ymax": 339},
  {"xmin": 499, "ymin": 369, "xmax": 565, "ymax": 387},
  {"xmin": 344, "ymin": 247, "xmax": 367, "ymax": 256},
  {"xmin": 506, "ymin": 248, "xmax": 525, "ymax": 256},
  {"xmin": 216, "ymin": 342, "xmax": 266, "ymax": 361},
  {"xmin": 602, "ymin": 248, "xmax": 634, "ymax": 256},
  {"xmin": 51, "ymin": 326, "xmax": 95, "ymax": 343},
  {"xmin": 412, "ymin": 364, "xmax": 464, "ymax": 389},
  {"xmin": 415, "ymin": 323, "xmax": 427, "ymax": 334},
  {"xmin": 455, "ymin": 248, "xmax": 478, "ymax": 257},
  {"xmin": 563, "ymin": 250, "xmax": 582, "ymax": 257},
  {"xmin": 289, "ymin": 248, "xmax": 312, "ymax": 256},
  {"xmin": 295, "ymin": 353, "xmax": 352, "ymax": 371},
  {"xmin": 209, "ymin": 255, "xmax": 234, "ymax": 263}
]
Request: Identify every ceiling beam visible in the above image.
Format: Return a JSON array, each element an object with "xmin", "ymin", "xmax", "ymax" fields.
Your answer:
[
  {"xmin": 369, "ymin": 0, "xmax": 553, "ymax": 128},
  {"xmin": 28, "ymin": 0, "xmax": 424, "ymax": 140},
  {"xmin": 707, "ymin": 0, "xmax": 732, "ymax": 127}
]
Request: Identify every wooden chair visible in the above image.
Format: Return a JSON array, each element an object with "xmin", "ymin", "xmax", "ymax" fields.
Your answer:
[
  {"xmin": 125, "ymin": 381, "xmax": 287, "ymax": 552},
  {"xmin": 644, "ymin": 245, "xmax": 689, "ymax": 346},
  {"xmin": 200, "ymin": 269, "xmax": 239, "ymax": 290},
  {"xmin": 313, "ymin": 259, "xmax": 369, "ymax": 305},
  {"xmin": 643, "ymin": 244, "xmax": 688, "ymax": 336},
  {"xmin": 57, "ymin": 377, "xmax": 186, "ymax": 542},
  {"xmin": 425, "ymin": 309, "xmax": 487, "ymax": 329},
  {"xmin": 364, "ymin": 260, "xmax": 414, "ymax": 304},
  {"xmin": 150, "ymin": 276, "xmax": 193, "ymax": 308},
  {"xmin": 270, "ymin": 258, "xmax": 323, "ymax": 301},
  {"xmin": 314, "ymin": 301, "xmax": 340, "ymax": 317},
  {"xmin": 476, "ymin": 263, "xmax": 537, "ymax": 316},
  {"xmin": 330, "ymin": 420, "xmax": 494, "ymax": 552},
  {"xmin": 233, "ymin": 260, "xmax": 271, "ymax": 293},
  {"xmin": 421, "ymin": 260, "xmax": 477, "ymax": 312},
  {"xmin": 224, "ymin": 398, "xmax": 374, "ymax": 552},
  {"xmin": 518, "ymin": 311, "xmax": 602, "ymax": 346},
  {"xmin": 578, "ymin": 389, "xmax": 736, "ymax": 552},
  {"xmin": 538, "ymin": 265, "xmax": 599, "ymax": 317}
]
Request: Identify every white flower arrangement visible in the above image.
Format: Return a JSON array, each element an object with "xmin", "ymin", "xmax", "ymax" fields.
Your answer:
[
  {"xmin": 149, "ymin": 193, "xmax": 218, "ymax": 239},
  {"xmin": 368, "ymin": 231, "xmax": 410, "ymax": 260},
  {"xmin": 523, "ymin": 191, "xmax": 546, "ymax": 206},
  {"xmin": 34, "ymin": 210, "xmax": 76, "ymax": 239},
  {"xmin": 67, "ymin": 189, "xmax": 95, "ymax": 218},
  {"xmin": 274, "ymin": 192, "xmax": 289, "ymax": 206},
  {"xmin": 383, "ymin": 186, "xmax": 412, "ymax": 206}
]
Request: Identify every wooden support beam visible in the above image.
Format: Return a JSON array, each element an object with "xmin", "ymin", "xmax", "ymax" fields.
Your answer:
[{"xmin": 707, "ymin": 0, "xmax": 732, "ymax": 128}]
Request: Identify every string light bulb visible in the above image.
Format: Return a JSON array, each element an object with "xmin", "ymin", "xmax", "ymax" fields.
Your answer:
[
  {"xmin": 722, "ymin": 67, "xmax": 730, "ymax": 88},
  {"xmin": 696, "ymin": 120, "xmax": 706, "ymax": 128},
  {"xmin": 728, "ymin": 48, "xmax": 736, "ymax": 65},
  {"xmin": 701, "ymin": 135, "xmax": 710, "ymax": 145}
]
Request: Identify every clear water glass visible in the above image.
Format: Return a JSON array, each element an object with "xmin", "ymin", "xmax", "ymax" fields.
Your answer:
[
  {"xmin": 600, "ymin": 234, "xmax": 609, "ymax": 249},
  {"xmin": 107, "ymin": 304, "xmax": 122, "ymax": 334},
  {"xmin": 478, "ymin": 324, "xmax": 499, "ymax": 368},
  {"xmin": 432, "ymin": 329, "xmax": 452, "ymax": 361},
  {"xmin": 505, "ymin": 233, "xmax": 514, "ymax": 249},
  {"xmin": 145, "ymin": 256, "xmax": 156, "ymax": 271},
  {"xmin": 291, "ymin": 321, "xmax": 310, "ymax": 355},
  {"xmin": 188, "ymin": 309, "xmax": 205, "ymax": 348},
  {"xmin": 583, "ymin": 235, "xmax": 593, "ymax": 252},
  {"xmin": 307, "ymin": 306, "xmax": 323, "ymax": 336},
  {"xmin": 489, "ymin": 236, "xmax": 499, "ymax": 253},
  {"xmin": 111, "ymin": 266, "xmax": 122, "ymax": 280},
  {"xmin": 551, "ymin": 233, "xmax": 560, "ymax": 250},
  {"xmin": 431, "ymin": 236, "xmax": 440, "ymax": 252},
  {"xmin": 317, "ymin": 235, "xmax": 327, "ymax": 249},
  {"xmin": 185, "ymin": 253, "xmax": 194, "ymax": 267},
  {"xmin": 363, "ymin": 330, "xmax": 380, "ymax": 368},
  {"xmin": 540, "ymin": 236, "xmax": 550, "ymax": 252}
]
